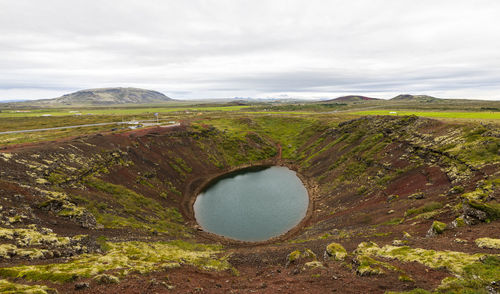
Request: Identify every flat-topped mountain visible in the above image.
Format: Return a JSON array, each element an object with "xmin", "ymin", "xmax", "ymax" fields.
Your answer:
[{"xmin": 37, "ymin": 87, "xmax": 172, "ymax": 105}]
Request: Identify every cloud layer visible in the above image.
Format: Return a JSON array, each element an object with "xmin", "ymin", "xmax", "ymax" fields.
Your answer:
[{"xmin": 1, "ymin": 0, "xmax": 500, "ymax": 100}]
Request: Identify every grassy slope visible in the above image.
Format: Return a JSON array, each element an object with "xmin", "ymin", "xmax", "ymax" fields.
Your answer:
[{"xmin": 351, "ymin": 110, "xmax": 500, "ymax": 120}]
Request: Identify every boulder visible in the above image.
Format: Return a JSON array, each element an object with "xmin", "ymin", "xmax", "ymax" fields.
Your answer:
[
  {"xmin": 426, "ymin": 221, "xmax": 447, "ymax": 237},
  {"xmin": 94, "ymin": 274, "xmax": 119, "ymax": 284},
  {"xmin": 324, "ymin": 242, "xmax": 347, "ymax": 261}
]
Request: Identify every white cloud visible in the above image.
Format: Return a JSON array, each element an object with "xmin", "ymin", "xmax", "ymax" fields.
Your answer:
[{"xmin": 1, "ymin": 0, "xmax": 500, "ymax": 100}]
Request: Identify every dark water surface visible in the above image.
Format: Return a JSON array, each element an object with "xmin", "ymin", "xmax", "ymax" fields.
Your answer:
[{"xmin": 193, "ymin": 166, "xmax": 309, "ymax": 241}]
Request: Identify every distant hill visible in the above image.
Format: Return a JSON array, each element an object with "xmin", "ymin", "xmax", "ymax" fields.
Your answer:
[
  {"xmin": 390, "ymin": 94, "xmax": 439, "ymax": 102},
  {"xmin": 324, "ymin": 95, "xmax": 381, "ymax": 103},
  {"xmin": 32, "ymin": 87, "xmax": 172, "ymax": 105}
]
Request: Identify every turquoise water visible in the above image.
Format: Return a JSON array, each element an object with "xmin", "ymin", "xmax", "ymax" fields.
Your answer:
[{"xmin": 193, "ymin": 166, "xmax": 309, "ymax": 241}]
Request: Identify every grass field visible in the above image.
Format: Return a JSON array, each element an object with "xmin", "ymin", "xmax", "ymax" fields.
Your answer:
[
  {"xmin": 0, "ymin": 105, "xmax": 252, "ymax": 118},
  {"xmin": 0, "ymin": 124, "xmax": 125, "ymax": 146},
  {"xmin": 1, "ymin": 102, "xmax": 499, "ymax": 147},
  {"xmin": 242, "ymin": 111, "xmax": 315, "ymax": 115},
  {"xmin": 350, "ymin": 110, "xmax": 500, "ymax": 120}
]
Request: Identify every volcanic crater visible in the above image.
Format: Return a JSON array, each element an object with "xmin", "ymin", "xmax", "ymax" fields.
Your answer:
[{"xmin": 0, "ymin": 115, "xmax": 498, "ymax": 293}]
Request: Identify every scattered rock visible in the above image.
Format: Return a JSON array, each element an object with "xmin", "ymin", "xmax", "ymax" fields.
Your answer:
[
  {"xmin": 408, "ymin": 192, "xmax": 425, "ymax": 200},
  {"xmin": 324, "ymin": 242, "xmax": 347, "ymax": 261},
  {"xmin": 286, "ymin": 248, "xmax": 317, "ymax": 267},
  {"xmin": 398, "ymin": 274, "xmax": 414, "ymax": 282},
  {"xmin": 387, "ymin": 195, "xmax": 399, "ymax": 202},
  {"xmin": 74, "ymin": 282, "xmax": 90, "ymax": 290},
  {"xmin": 301, "ymin": 248, "xmax": 317, "ymax": 260},
  {"xmin": 286, "ymin": 250, "xmax": 301, "ymax": 266},
  {"xmin": 94, "ymin": 274, "xmax": 120, "ymax": 284},
  {"xmin": 303, "ymin": 261, "xmax": 324, "ymax": 270},
  {"xmin": 76, "ymin": 211, "xmax": 97, "ymax": 229},
  {"xmin": 451, "ymin": 217, "xmax": 466, "ymax": 228},
  {"xmin": 426, "ymin": 221, "xmax": 447, "ymax": 237},
  {"xmin": 392, "ymin": 240, "xmax": 407, "ymax": 246},
  {"xmin": 449, "ymin": 186, "xmax": 464, "ymax": 195},
  {"xmin": 462, "ymin": 201, "xmax": 488, "ymax": 225}
]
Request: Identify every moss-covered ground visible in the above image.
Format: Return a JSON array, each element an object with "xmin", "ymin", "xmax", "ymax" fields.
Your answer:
[{"xmin": 0, "ymin": 240, "xmax": 231, "ymax": 283}]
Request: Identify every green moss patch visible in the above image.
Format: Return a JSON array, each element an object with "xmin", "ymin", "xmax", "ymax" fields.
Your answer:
[
  {"xmin": 0, "ymin": 226, "xmax": 87, "ymax": 260},
  {"xmin": 0, "ymin": 279, "xmax": 55, "ymax": 294},
  {"xmin": 81, "ymin": 177, "xmax": 188, "ymax": 236},
  {"xmin": 437, "ymin": 255, "xmax": 500, "ymax": 293},
  {"xmin": 355, "ymin": 242, "xmax": 487, "ymax": 274},
  {"xmin": 468, "ymin": 200, "xmax": 500, "ymax": 222},
  {"xmin": 0, "ymin": 240, "xmax": 231, "ymax": 283},
  {"xmin": 354, "ymin": 254, "xmax": 398, "ymax": 276},
  {"xmin": 325, "ymin": 242, "xmax": 347, "ymax": 261},
  {"xmin": 395, "ymin": 256, "xmax": 500, "ymax": 293},
  {"xmin": 287, "ymin": 250, "xmax": 301, "ymax": 263},
  {"xmin": 429, "ymin": 221, "xmax": 447, "ymax": 235},
  {"xmin": 475, "ymin": 237, "xmax": 500, "ymax": 249},
  {"xmin": 404, "ymin": 202, "xmax": 443, "ymax": 218},
  {"xmin": 462, "ymin": 178, "xmax": 500, "ymax": 202}
]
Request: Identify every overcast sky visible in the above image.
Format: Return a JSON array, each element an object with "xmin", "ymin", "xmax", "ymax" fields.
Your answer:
[{"xmin": 1, "ymin": 0, "xmax": 500, "ymax": 101}]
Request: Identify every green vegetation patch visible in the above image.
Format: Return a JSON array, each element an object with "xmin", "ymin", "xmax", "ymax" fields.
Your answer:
[
  {"xmin": 475, "ymin": 237, "xmax": 500, "ymax": 249},
  {"xmin": 437, "ymin": 255, "xmax": 500, "ymax": 293},
  {"xmin": 446, "ymin": 127, "xmax": 500, "ymax": 167},
  {"xmin": 198, "ymin": 116, "xmax": 331, "ymax": 160},
  {"xmin": 0, "ymin": 240, "xmax": 231, "ymax": 283},
  {"xmin": 350, "ymin": 110, "xmax": 500, "ymax": 120},
  {"xmin": 354, "ymin": 254, "xmax": 398, "ymax": 276},
  {"xmin": 392, "ymin": 256, "xmax": 500, "ymax": 294},
  {"xmin": 381, "ymin": 218, "xmax": 403, "ymax": 226},
  {"xmin": 191, "ymin": 121, "xmax": 277, "ymax": 167},
  {"xmin": 468, "ymin": 200, "xmax": 500, "ymax": 222},
  {"xmin": 462, "ymin": 178, "xmax": 500, "ymax": 202},
  {"xmin": 355, "ymin": 242, "xmax": 487, "ymax": 275},
  {"xmin": 0, "ymin": 279, "xmax": 55, "ymax": 294},
  {"xmin": 287, "ymin": 250, "xmax": 302, "ymax": 263},
  {"xmin": 404, "ymin": 202, "xmax": 443, "ymax": 218},
  {"xmin": 81, "ymin": 177, "xmax": 188, "ymax": 236},
  {"xmin": 0, "ymin": 105, "xmax": 252, "ymax": 118}
]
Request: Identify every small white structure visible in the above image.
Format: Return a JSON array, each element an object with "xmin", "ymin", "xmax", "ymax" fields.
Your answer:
[{"xmin": 389, "ymin": 111, "xmax": 397, "ymax": 115}]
